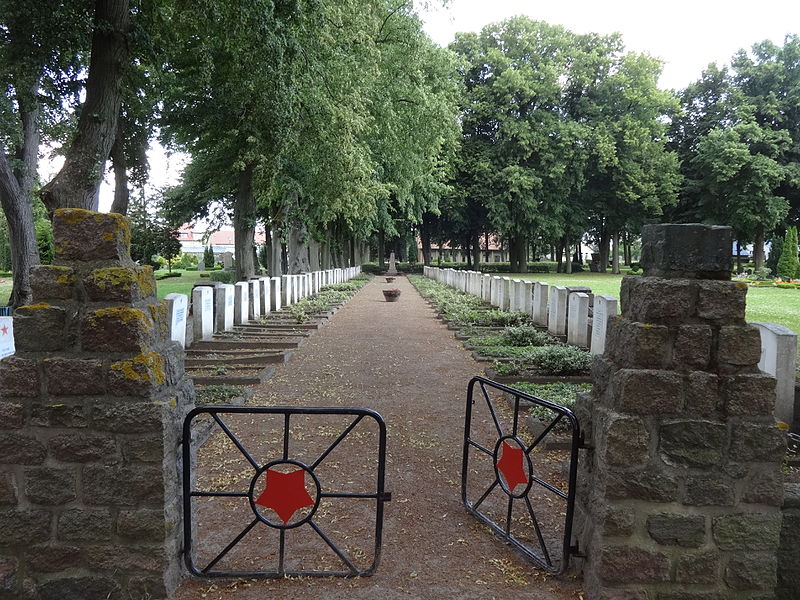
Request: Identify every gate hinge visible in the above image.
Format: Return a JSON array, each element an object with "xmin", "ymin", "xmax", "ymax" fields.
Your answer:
[{"xmin": 380, "ymin": 491, "xmax": 392, "ymax": 502}]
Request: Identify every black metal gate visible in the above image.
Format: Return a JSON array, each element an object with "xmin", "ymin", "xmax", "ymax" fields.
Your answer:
[
  {"xmin": 461, "ymin": 376, "xmax": 582, "ymax": 574},
  {"xmin": 182, "ymin": 406, "xmax": 390, "ymax": 578}
]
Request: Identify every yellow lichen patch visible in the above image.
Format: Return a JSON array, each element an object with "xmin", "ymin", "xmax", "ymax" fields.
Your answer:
[
  {"xmin": 55, "ymin": 208, "xmax": 97, "ymax": 226},
  {"xmin": 111, "ymin": 352, "xmax": 166, "ymax": 385},
  {"xmin": 138, "ymin": 267, "xmax": 156, "ymax": 297},
  {"xmin": 90, "ymin": 267, "xmax": 137, "ymax": 290},
  {"xmin": 735, "ymin": 282, "xmax": 748, "ymax": 290},
  {"xmin": 102, "ymin": 232, "xmax": 114, "ymax": 242},
  {"xmin": 53, "ymin": 266, "xmax": 76, "ymax": 285},
  {"xmin": 90, "ymin": 306, "xmax": 152, "ymax": 330},
  {"xmin": 18, "ymin": 302, "xmax": 52, "ymax": 312}
]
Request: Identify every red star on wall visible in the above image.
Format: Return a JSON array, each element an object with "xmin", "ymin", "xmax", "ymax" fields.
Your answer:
[
  {"xmin": 254, "ymin": 468, "xmax": 315, "ymax": 524},
  {"xmin": 496, "ymin": 441, "xmax": 528, "ymax": 492},
  {"xmin": 0, "ymin": 325, "xmax": 7, "ymax": 336}
]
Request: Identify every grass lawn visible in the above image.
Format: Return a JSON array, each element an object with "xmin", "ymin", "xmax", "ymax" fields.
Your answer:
[{"xmin": 502, "ymin": 272, "xmax": 800, "ymax": 349}]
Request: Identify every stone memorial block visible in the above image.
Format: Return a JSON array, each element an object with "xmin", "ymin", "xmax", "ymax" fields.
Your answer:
[
  {"xmin": 482, "ymin": 274, "xmax": 491, "ymax": 302},
  {"xmin": 164, "ymin": 292, "xmax": 188, "ymax": 348},
  {"xmin": 590, "ymin": 295, "xmax": 618, "ymax": 355},
  {"xmin": 0, "ymin": 209, "xmax": 192, "ymax": 599},
  {"xmin": 508, "ymin": 279, "xmax": 521, "ymax": 311},
  {"xmin": 567, "ymin": 292, "xmax": 589, "ymax": 347},
  {"xmin": 192, "ymin": 285, "xmax": 214, "ymax": 341},
  {"xmin": 258, "ymin": 277, "xmax": 271, "ymax": 315},
  {"xmin": 547, "ymin": 286, "xmax": 567, "ymax": 335},
  {"xmin": 248, "ymin": 279, "xmax": 261, "ymax": 319},
  {"xmin": 215, "ymin": 283, "xmax": 235, "ymax": 332},
  {"xmin": 523, "ymin": 281, "xmax": 533, "ymax": 315},
  {"xmin": 501, "ymin": 277, "xmax": 512, "ymax": 310},
  {"xmin": 575, "ymin": 223, "xmax": 785, "ymax": 600},
  {"xmin": 753, "ymin": 321, "xmax": 797, "ymax": 427},
  {"xmin": 221, "ymin": 251, "xmax": 234, "ymax": 270},
  {"xmin": 387, "ymin": 252, "xmax": 398, "ymax": 275},
  {"xmin": 0, "ymin": 315, "xmax": 14, "ymax": 358},
  {"xmin": 234, "ymin": 281, "xmax": 249, "ymax": 325},
  {"xmin": 270, "ymin": 277, "xmax": 282, "ymax": 311},
  {"xmin": 533, "ymin": 282, "xmax": 548, "ymax": 326},
  {"xmin": 197, "ymin": 260, "xmax": 205, "ymax": 271},
  {"xmin": 491, "ymin": 276, "xmax": 501, "ymax": 307}
]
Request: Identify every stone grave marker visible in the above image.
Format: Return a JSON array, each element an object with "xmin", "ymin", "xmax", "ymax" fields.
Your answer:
[
  {"xmin": 523, "ymin": 281, "xmax": 533, "ymax": 315},
  {"xmin": 753, "ymin": 321, "xmax": 797, "ymax": 427},
  {"xmin": 258, "ymin": 277, "xmax": 271, "ymax": 315},
  {"xmin": 248, "ymin": 279, "xmax": 261, "ymax": 319},
  {"xmin": 590, "ymin": 295, "xmax": 618, "ymax": 355},
  {"xmin": 164, "ymin": 292, "xmax": 188, "ymax": 348},
  {"xmin": 234, "ymin": 281, "xmax": 249, "ymax": 325},
  {"xmin": 270, "ymin": 277, "xmax": 282, "ymax": 311},
  {"xmin": 387, "ymin": 251, "xmax": 398, "ymax": 275},
  {"xmin": 566, "ymin": 292, "xmax": 589, "ymax": 347},
  {"xmin": 192, "ymin": 285, "xmax": 214, "ymax": 341},
  {"xmin": 533, "ymin": 282, "xmax": 548, "ymax": 326},
  {"xmin": 221, "ymin": 252, "xmax": 234, "ymax": 270},
  {"xmin": 547, "ymin": 286, "xmax": 567, "ymax": 335},
  {"xmin": 214, "ymin": 283, "xmax": 235, "ymax": 332}
]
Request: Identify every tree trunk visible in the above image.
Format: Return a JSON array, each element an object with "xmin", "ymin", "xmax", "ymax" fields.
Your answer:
[
  {"xmin": 598, "ymin": 224, "xmax": 610, "ymax": 274},
  {"xmin": 555, "ymin": 243, "xmax": 564, "ymax": 272},
  {"xmin": 40, "ymin": 0, "xmax": 131, "ymax": 212},
  {"xmin": 484, "ymin": 232, "xmax": 490, "ymax": 262},
  {"xmin": 611, "ymin": 229, "xmax": 621, "ymax": 274},
  {"xmin": 377, "ymin": 229, "xmax": 385, "ymax": 269},
  {"xmin": 754, "ymin": 226, "xmax": 765, "ymax": 271},
  {"xmin": 515, "ymin": 233, "xmax": 528, "ymax": 273},
  {"xmin": 233, "ymin": 164, "xmax": 256, "ymax": 282},
  {"xmin": 564, "ymin": 236, "xmax": 573, "ymax": 274},
  {"xmin": 736, "ymin": 241, "xmax": 742, "ymax": 273},
  {"xmin": 0, "ymin": 154, "xmax": 39, "ymax": 307},
  {"xmin": 349, "ymin": 237, "xmax": 356, "ymax": 267},
  {"xmin": 309, "ymin": 238, "xmax": 321, "ymax": 271},
  {"xmin": 471, "ymin": 231, "xmax": 480, "ymax": 270},
  {"xmin": 320, "ymin": 233, "xmax": 331, "ymax": 270},
  {"xmin": 270, "ymin": 228, "xmax": 282, "ymax": 277},
  {"xmin": 109, "ymin": 122, "xmax": 130, "ymax": 214},
  {"xmin": 421, "ymin": 222, "xmax": 432, "ymax": 265},
  {"xmin": 623, "ymin": 230, "xmax": 631, "ymax": 266}
]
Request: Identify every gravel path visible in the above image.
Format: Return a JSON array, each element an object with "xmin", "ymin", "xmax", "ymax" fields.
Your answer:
[{"xmin": 174, "ymin": 275, "xmax": 584, "ymax": 600}]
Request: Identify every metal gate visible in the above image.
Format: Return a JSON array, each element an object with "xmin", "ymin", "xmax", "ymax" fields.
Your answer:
[
  {"xmin": 461, "ymin": 376, "xmax": 583, "ymax": 574},
  {"xmin": 182, "ymin": 406, "xmax": 390, "ymax": 578}
]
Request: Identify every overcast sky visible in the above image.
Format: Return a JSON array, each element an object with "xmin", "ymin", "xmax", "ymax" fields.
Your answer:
[{"xmin": 419, "ymin": 0, "xmax": 800, "ymax": 90}]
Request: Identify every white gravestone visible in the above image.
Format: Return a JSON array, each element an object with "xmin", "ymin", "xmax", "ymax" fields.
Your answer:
[
  {"xmin": 192, "ymin": 286, "xmax": 214, "ymax": 341},
  {"xmin": 248, "ymin": 279, "xmax": 261, "ymax": 319},
  {"xmin": 509, "ymin": 279, "xmax": 521, "ymax": 312},
  {"xmin": 214, "ymin": 284, "xmax": 235, "ymax": 332},
  {"xmin": 0, "ymin": 316, "xmax": 15, "ymax": 359},
  {"xmin": 567, "ymin": 292, "xmax": 590, "ymax": 347},
  {"xmin": 523, "ymin": 281, "xmax": 533, "ymax": 315},
  {"xmin": 548, "ymin": 286, "xmax": 568, "ymax": 336},
  {"xmin": 591, "ymin": 295, "xmax": 618, "ymax": 355},
  {"xmin": 491, "ymin": 276, "xmax": 501, "ymax": 307},
  {"xmin": 164, "ymin": 293, "xmax": 188, "ymax": 348},
  {"xmin": 234, "ymin": 282, "xmax": 249, "ymax": 325},
  {"xmin": 753, "ymin": 322, "xmax": 797, "ymax": 427},
  {"xmin": 482, "ymin": 275, "xmax": 492, "ymax": 302},
  {"xmin": 258, "ymin": 277, "xmax": 271, "ymax": 315},
  {"xmin": 501, "ymin": 277, "xmax": 512, "ymax": 311},
  {"xmin": 270, "ymin": 277, "xmax": 282, "ymax": 312},
  {"xmin": 533, "ymin": 282, "xmax": 549, "ymax": 326},
  {"xmin": 281, "ymin": 275, "xmax": 292, "ymax": 306}
]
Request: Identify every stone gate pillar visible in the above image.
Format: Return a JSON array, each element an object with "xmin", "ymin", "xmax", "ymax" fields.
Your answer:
[
  {"xmin": 0, "ymin": 209, "xmax": 193, "ymax": 599},
  {"xmin": 574, "ymin": 224, "xmax": 786, "ymax": 599}
]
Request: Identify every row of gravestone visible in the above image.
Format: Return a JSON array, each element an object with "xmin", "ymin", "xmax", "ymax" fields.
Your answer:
[
  {"xmin": 423, "ymin": 266, "xmax": 619, "ymax": 355},
  {"xmin": 423, "ymin": 266, "xmax": 798, "ymax": 429},
  {"xmin": 137, "ymin": 267, "xmax": 360, "ymax": 350}
]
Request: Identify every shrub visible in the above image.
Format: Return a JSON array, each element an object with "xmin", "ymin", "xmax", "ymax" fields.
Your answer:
[
  {"xmin": 156, "ymin": 272, "xmax": 182, "ymax": 280},
  {"xmin": 196, "ymin": 385, "xmax": 245, "ymax": 406},
  {"xmin": 501, "ymin": 326, "xmax": 555, "ymax": 347},
  {"xmin": 210, "ymin": 271, "xmax": 235, "ymax": 284},
  {"xmin": 523, "ymin": 345, "xmax": 592, "ymax": 375},
  {"xmin": 776, "ymin": 226, "xmax": 799, "ymax": 279}
]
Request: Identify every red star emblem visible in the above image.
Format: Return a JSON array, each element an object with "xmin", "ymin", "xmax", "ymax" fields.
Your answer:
[
  {"xmin": 254, "ymin": 468, "xmax": 315, "ymax": 524},
  {"xmin": 496, "ymin": 441, "xmax": 528, "ymax": 492},
  {"xmin": 0, "ymin": 325, "xmax": 7, "ymax": 336}
]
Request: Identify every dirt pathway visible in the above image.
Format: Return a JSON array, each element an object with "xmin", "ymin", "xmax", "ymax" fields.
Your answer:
[{"xmin": 174, "ymin": 276, "xmax": 584, "ymax": 600}]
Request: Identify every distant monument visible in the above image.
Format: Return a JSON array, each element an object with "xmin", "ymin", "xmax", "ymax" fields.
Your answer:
[{"xmin": 387, "ymin": 251, "xmax": 398, "ymax": 275}]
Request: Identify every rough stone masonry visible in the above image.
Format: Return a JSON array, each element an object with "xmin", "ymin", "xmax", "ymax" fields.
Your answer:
[
  {"xmin": 0, "ymin": 209, "xmax": 194, "ymax": 600},
  {"xmin": 574, "ymin": 224, "xmax": 786, "ymax": 600}
]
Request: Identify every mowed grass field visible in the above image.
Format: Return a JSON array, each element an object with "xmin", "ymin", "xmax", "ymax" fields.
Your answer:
[{"xmin": 503, "ymin": 272, "xmax": 800, "ymax": 352}]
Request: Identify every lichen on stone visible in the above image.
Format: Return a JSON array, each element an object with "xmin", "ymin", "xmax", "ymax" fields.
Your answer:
[
  {"xmin": 90, "ymin": 306, "xmax": 152, "ymax": 330},
  {"xmin": 110, "ymin": 352, "xmax": 166, "ymax": 385}
]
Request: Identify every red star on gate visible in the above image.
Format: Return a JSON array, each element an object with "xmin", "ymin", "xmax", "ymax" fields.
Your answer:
[
  {"xmin": 254, "ymin": 468, "xmax": 315, "ymax": 524},
  {"xmin": 496, "ymin": 441, "xmax": 528, "ymax": 492}
]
